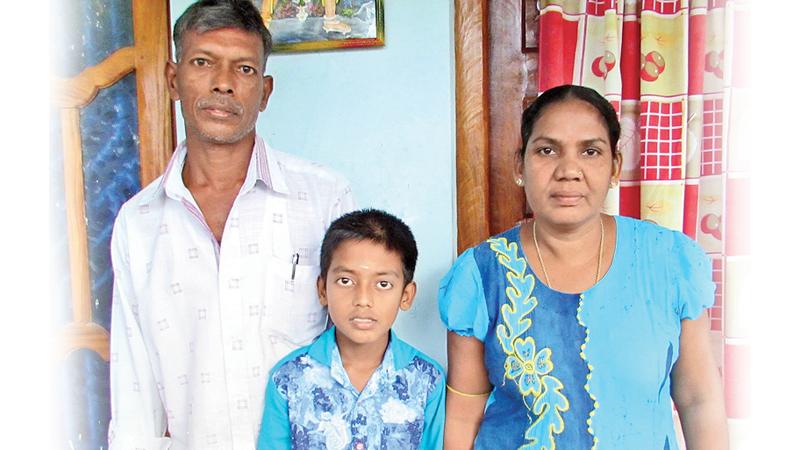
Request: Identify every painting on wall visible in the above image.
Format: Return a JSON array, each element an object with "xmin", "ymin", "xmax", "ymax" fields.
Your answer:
[{"xmin": 256, "ymin": 0, "xmax": 384, "ymax": 52}]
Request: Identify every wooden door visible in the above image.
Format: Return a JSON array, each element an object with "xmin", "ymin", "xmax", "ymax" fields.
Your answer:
[
  {"xmin": 51, "ymin": 0, "xmax": 173, "ymax": 447},
  {"xmin": 454, "ymin": 0, "xmax": 539, "ymax": 252}
]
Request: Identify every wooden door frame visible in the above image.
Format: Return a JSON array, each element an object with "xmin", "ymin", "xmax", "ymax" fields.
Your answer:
[
  {"xmin": 454, "ymin": 0, "xmax": 491, "ymax": 253},
  {"xmin": 53, "ymin": 0, "xmax": 174, "ymax": 360}
]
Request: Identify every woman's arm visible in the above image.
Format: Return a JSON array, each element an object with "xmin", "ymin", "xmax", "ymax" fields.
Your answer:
[
  {"xmin": 671, "ymin": 314, "xmax": 728, "ymax": 450},
  {"xmin": 445, "ymin": 332, "xmax": 492, "ymax": 450}
]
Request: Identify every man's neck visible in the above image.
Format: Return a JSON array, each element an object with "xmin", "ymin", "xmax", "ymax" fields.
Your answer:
[{"xmin": 182, "ymin": 134, "xmax": 255, "ymax": 191}]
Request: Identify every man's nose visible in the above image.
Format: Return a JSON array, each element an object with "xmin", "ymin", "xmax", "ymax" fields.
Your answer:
[{"xmin": 211, "ymin": 67, "xmax": 234, "ymax": 95}]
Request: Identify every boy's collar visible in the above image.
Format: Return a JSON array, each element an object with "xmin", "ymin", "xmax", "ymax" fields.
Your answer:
[{"xmin": 306, "ymin": 326, "xmax": 415, "ymax": 371}]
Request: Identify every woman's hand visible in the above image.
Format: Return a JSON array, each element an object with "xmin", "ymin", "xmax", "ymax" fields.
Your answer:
[
  {"xmin": 671, "ymin": 314, "xmax": 729, "ymax": 450},
  {"xmin": 444, "ymin": 332, "xmax": 493, "ymax": 450}
]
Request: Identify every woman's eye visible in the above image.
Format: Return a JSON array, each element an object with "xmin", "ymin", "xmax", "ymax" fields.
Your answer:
[
  {"xmin": 336, "ymin": 277, "xmax": 353, "ymax": 286},
  {"xmin": 377, "ymin": 280, "xmax": 393, "ymax": 289},
  {"xmin": 538, "ymin": 147, "xmax": 555, "ymax": 156}
]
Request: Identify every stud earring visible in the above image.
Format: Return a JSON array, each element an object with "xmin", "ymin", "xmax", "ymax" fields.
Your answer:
[{"xmin": 515, "ymin": 178, "xmax": 524, "ymax": 187}]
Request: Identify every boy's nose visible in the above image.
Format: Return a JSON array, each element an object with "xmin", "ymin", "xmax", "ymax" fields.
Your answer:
[{"xmin": 354, "ymin": 287, "xmax": 372, "ymax": 307}]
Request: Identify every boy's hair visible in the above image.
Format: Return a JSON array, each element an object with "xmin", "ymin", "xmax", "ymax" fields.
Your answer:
[
  {"xmin": 320, "ymin": 209, "xmax": 418, "ymax": 285},
  {"xmin": 173, "ymin": 0, "xmax": 273, "ymax": 67}
]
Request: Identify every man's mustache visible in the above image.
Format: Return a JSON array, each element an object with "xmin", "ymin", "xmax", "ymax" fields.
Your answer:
[{"xmin": 197, "ymin": 96, "xmax": 244, "ymax": 115}]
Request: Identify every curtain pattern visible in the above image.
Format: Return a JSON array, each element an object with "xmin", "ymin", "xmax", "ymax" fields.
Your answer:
[{"xmin": 538, "ymin": 0, "xmax": 750, "ymax": 444}]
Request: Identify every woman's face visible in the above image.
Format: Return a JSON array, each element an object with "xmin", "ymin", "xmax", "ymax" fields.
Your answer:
[{"xmin": 517, "ymin": 98, "xmax": 621, "ymax": 228}]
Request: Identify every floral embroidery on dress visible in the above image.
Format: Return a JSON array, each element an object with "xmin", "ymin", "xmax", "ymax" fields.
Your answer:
[{"xmin": 489, "ymin": 237, "xmax": 570, "ymax": 450}]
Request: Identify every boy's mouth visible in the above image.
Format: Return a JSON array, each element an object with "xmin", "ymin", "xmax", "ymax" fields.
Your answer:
[{"xmin": 350, "ymin": 317, "xmax": 377, "ymax": 329}]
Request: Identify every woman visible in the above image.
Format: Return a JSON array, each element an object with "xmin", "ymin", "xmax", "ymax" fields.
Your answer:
[{"xmin": 438, "ymin": 85, "xmax": 727, "ymax": 449}]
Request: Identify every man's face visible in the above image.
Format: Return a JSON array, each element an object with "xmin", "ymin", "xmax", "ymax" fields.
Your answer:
[{"xmin": 166, "ymin": 27, "xmax": 272, "ymax": 146}]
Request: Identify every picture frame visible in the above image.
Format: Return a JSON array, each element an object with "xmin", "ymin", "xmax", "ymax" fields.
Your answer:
[
  {"xmin": 522, "ymin": 0, "xmax": 539, "ymax": 52},
  {"xmin": 257, "ymin": 0, "xmax": 385, "ymax": 53}
]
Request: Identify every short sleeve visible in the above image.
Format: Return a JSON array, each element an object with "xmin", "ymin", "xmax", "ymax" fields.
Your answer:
[
  {"xmin": 437, "ymin": 248, "xmax": 490, "ymax": 341},
  {"xmin": 256, "ymin": 368, "xmax": 292, "ymax": 450},
  {"xmin": 670, "ymin": 231, "xmax": 716, "ymax": 320}
]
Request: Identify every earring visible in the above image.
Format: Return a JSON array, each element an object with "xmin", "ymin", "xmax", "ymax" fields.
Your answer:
[{"xmin": 515, "ymin": 178, "xmax": 524, "ymax": 187}]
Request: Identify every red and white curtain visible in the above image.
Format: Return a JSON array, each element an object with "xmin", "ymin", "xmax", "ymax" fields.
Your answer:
[{"xmin": 539, "ymin": 0, "xmax": 750, "ymax": 445}]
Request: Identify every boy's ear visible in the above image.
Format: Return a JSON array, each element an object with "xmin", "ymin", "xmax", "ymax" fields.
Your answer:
[
  {"xmin": 399, "ymin": 281, "xmax": 417, "ymax": 311},
  {"xmin": 317, "ymin": 276, "xmax": 327, "ymax": 306}
]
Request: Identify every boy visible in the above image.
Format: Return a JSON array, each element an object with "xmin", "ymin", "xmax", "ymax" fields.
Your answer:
[{"xmin": 257, "ymin": 209, "xmax": 444, "ymax": 449}]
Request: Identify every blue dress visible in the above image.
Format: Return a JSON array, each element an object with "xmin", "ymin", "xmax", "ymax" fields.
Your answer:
[{"xmin": 438, "ymin": 216, "xmax": 714, "ymax": 450}]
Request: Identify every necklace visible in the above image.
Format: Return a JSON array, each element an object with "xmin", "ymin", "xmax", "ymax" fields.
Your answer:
[{"xmin": 532, "ymin": 217, "xmax": 605, "ymax": 290}]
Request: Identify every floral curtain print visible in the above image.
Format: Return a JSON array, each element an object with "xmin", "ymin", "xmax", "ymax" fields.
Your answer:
[{"xmin": 538, "ymin": 0, "xmax": 751, "ymax": 446}]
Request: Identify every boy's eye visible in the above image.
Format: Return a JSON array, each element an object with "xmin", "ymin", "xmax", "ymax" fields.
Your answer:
[
  {"xmin": 376, "ymin": 280, "xmax": 393, "ymax": 290},
  {"xmin": 336, "ymin": 277, "xmax": 353, "ymax": 286}
]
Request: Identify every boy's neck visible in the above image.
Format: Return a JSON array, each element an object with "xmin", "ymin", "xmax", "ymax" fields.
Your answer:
[{"xmin": 335, "ymin": 330, "xmax": 390, "ymax": 393}]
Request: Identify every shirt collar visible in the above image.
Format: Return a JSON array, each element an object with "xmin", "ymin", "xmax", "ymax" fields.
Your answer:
[
  {"xmin": 138, "ymin": 135, "xmax": 289, "ymax": 206},
  {"xmin": 307, "ymin": 326, "xmax": 416, "ymax": 372}
]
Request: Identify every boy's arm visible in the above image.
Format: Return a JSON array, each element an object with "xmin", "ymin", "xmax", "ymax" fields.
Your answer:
[
  {"xmin": 257, "ymin": 372, "xmax": 292, "ymax": 450},
  {"xmin": 108, "ymin": 214, "xmax": 171, "ymax": 450},
  {"xmin": 420, "ymin": 371, "xmax": 445, "ymax": 450}
]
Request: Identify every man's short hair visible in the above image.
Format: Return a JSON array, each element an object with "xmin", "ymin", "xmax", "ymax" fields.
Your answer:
[
  {"xmin": 173, "ymin": 0, "xmax": 272, "ymax": 66},
  {"xmin": 320, "ymin": 209, "xmax": 419, "ymax": 286}
]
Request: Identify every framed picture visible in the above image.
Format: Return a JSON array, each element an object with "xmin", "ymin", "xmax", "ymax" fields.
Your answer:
[
  {"xmin": 522, "ymin": 0, "xmax": 539, "ymax": 52},
  {"xmin": 257, "ymin": 0, "xmax": 385, "ymax": 53}
]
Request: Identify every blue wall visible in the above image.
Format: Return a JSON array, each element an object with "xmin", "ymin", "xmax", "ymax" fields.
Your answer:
[{"xmin": 170, "ymin": 0, "xmax": 456, "ymax": 365}]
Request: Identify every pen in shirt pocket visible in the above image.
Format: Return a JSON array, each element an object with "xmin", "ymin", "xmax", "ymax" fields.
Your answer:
[{"xmin": 291, "ymin": 252, "xmax": 300, "ymax": 280}]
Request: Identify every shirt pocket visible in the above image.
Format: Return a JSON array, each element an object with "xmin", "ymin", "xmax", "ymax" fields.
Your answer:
[{"xmin": 262, "ymin": 256, "xmax": 327, "ymax": 348}]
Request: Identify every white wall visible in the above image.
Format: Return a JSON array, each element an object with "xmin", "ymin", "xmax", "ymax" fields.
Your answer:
[{"xmin": 170, "ymin": 0, "xmax": 456, "ymax": 365}]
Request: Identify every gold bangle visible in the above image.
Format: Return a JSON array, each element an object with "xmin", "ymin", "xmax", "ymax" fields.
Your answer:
[{"xmin": 446, "ymin": 383, "xmax": 492, "ymax": 398}]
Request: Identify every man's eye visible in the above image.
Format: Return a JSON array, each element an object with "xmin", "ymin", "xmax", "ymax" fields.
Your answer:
[
  {"xmin": 240, "ymin": 65, "xmax": 256, "ymax": 75},
  {"xmin": 584, "ymin": 148, "xmax": 600, "ymax": 156},
  {"xmin": 377, "ymin": 280, "xmax": 393, "ymax": 289},
  {"xmin": 336, "ymin": 277, "xmax": 352, "ymax": 286},
  {"xmin": 192, "ymin": 58, "xmax": 208, "ymax": 66}
]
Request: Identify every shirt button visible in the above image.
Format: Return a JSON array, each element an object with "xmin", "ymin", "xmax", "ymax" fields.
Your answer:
[{"xmin": 355, "ymin": 443, "xmax": 365, "ymax": 450}]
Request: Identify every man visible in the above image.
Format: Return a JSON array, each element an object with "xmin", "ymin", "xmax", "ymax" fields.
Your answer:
[{"xmin": 108, "ymin": 1, "xmax": 354, "ymax": 448}]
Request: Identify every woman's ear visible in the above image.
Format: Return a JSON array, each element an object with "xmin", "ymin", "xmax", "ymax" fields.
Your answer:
[
  {"xmin": 514, "ymin": 148, "xmax": 525, "ymax": 184},
  {"xmin": 611, "ymin": 150, "xmax": 623, "ymax": 185}
]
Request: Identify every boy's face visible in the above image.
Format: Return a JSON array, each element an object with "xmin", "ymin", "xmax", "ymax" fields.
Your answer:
[{"xmin": 318, "ymin": 239, "xmax": 416, "ymax": 351}]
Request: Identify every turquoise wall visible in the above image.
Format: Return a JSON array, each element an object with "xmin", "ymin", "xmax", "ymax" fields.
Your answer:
[{"xmin": 170, "ymin": 0, "xmax": 455, "ymax": 365}]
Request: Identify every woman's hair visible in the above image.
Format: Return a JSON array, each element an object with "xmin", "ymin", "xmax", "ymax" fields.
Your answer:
[{"xmin": 519, "ymin": 84, "xmax": 620, "ymax": 158}]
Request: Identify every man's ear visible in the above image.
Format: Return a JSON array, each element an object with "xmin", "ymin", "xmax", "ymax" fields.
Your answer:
[
  {"xmin": 260, "ymin": 75, "xmax": 274, "ymax": 111},
  {"xmin": 399, "ymin": 281, "xmax": 417, "ymax": 311},
  {"xmin": 317, "ymin": 276, "xmax": 327, "ymax": 307},
  {"xmin": 165, "ymin": 61, "xmax": 180, "ymax": 101}
]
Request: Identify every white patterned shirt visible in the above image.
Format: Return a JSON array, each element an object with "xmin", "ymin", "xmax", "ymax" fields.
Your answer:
[{"xmin": 108, "ymin": 136, "xmax": 355, "ymax": 450}]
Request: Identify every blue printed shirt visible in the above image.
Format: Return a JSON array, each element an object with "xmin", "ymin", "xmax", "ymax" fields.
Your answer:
[{"xmin": 257, "ymin": 327, "xmax": 445, "ymax": 450}]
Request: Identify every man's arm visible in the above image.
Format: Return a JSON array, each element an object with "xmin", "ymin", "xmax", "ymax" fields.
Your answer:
[
  {"xmin": 107, "ymin": 213, "xmax": 170, "ymax": 450},
  {"xmin": 671, "ymin": 314, "xmax": 729, "ymax": 450}
]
